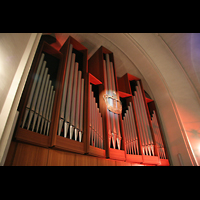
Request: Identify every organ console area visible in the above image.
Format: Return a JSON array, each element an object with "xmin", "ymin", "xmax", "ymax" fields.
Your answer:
[{"xmin": 5, "ymin": 35, "xmax": 170, "ymax": 166}]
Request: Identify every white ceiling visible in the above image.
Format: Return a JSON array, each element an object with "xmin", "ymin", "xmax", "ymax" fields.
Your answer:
[{"xmin": 158, "ymin": 33, "xmax": 200, "ymax": 97}]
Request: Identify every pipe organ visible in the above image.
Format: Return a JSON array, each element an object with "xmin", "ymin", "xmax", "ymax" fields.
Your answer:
[
  {"xmin": 123, "ymin": 102, "xmax": 139, "ymax": 155},
  {"xmin": 133, "ymin": 81, "xmax": 154, "ymax": 157},
  {"xmin": 57, "ymin": 44, "xmax": 85, "ymax": 143},
  {"xmin": 89, "ymin": 84, "xmax": 104, "ymax": 149},
  {"xmin": 21, "ymin": 53, "xmax": 55, "ymax": 136},
  {"xmin": 103, "ymin": 54, "xmax": 122, "ymax": 150},
  {"xmin": 12, "ymin": 35, "xmax": 169, "ymax": 166}
]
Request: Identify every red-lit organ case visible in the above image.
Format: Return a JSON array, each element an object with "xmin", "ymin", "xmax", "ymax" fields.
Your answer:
[
  {"xmin": 88, "ymin": 46, "xmax": 126, "ymax": 160},
  {"xmin": 15, "ymin": 36, "xmax": 88, "ymax": 155},
  {"xmin": 9, "ymin": 35, "xmax": 170, "ymax": 166},
  {"xmin": 118, "ymin": 73, "xmax": 170, "ymax": 166}
]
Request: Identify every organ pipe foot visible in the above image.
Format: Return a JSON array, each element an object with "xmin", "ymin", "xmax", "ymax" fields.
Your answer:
[
  {"xmin": 58, "ymin": 119, "xmax": 64, "ymax": 136},
  {"xmin": 74, "ymin": 128, "xmax": 78, "ymax": 141},
  {"xmin": 151, "ymin": 145, "xmax": 154, "ymax": 156},
  {"xmin": 111, "ymin": 133, "xmax": 116, "ymax": 149},
  {"xmin": 70, "ymin": 125, "xmax": 74, "ymax": 139},
  {"xmin": 64, "ymin": 122, "xmax": 69, "ymax": 138},
  {"xmin": 117, "ymin": 137, "xmax": 121, "ymax": 150},
  {"xmin": 79, "ymin": 131, "xmax": 82, "ymax": 142}
]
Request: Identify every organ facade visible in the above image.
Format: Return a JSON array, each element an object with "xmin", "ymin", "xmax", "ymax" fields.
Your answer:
[{"xmin": 5, "ymin": 36, "xmax": 169, "ymax": 166}]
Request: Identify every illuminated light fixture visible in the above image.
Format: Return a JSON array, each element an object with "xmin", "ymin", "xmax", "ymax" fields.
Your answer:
[{"xmin": 103, "ymin": 91, "xmax": 122, "ymax": 114}]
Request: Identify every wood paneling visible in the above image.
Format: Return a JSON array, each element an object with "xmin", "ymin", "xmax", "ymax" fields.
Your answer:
[
  {"xmin": 75, "ymin": 154, "xmax": 98, "ymax": 166},
  {"xmin": 47, "ymin": 149, "xmax": 75, "ymax": 166},
  {"xmin": 12, "ymin": 142, "xmax": 48, "ymax": 166},
  {"xmin": 4, "ymin": 141, "xmax": 18, "ymax": 166},
  {"xmin": 97, "ymin": 158, "xmax": 116, "ymax": 166},
  {"xmin": 115, "ymin": 160, "xmax": 132, "ymax": 166}
]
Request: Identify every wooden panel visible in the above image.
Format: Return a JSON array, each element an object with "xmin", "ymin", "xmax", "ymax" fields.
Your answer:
[
  {"xmin": 15, "ymin": 128, "xmax": 49, "ymax": 148},
  {"xmin": 115, "ymin": 160, "xmax": 132, "ymax": 166},
  {"xmin": 4, "ymin": 141, "xmax": 18, "ymax": 166},
  {"xmin": 47, "ymin": 149, "xmax": 75, "ymax": 166},
  {"xmin": 158, "ymin": 159, "xmax": 170, "ymax": 166},
  {"xmin": 74, "ymin": 154, "xmax": 98, "ymax": 166},
  {"xmin": 109, "ymin": 148, "xmax": 126, "ymax": 161},
  {"xmin": 89, "ymin": 73, "xmax": 102, "ymax": 85},
  {"xmin": 118, "ymin": 91, "xmax": 132, "ymax": 98},
  {"xmin": 142, "ymin": 155, "xmax": 159, "ymax": 165},
  {"xmin": 126, "ymin": 154, "xmax": 143, "ymax": 164},
  {"xmin": 15, "ymin": 40, "xmax": 63, "ymax": 149},
  {"xmin": 97, "ymin": 158, "xmax": 116, "ymax": 166},
  {"xmin": 88, "ymin": 145, "xmax": 106, "ymax": 158},
  {"xmin": 118, "ymin": 74, "xmax": 132, "ymax": 94},
  {"xmin": 54, "ymin": 135, "xmax": 85, "ymax": 154},
  {"xmin": 12, "ymin": 142, "xmax": 48, "ymax": 166}
]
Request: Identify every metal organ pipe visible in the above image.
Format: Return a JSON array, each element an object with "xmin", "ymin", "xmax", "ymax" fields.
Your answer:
[
  {"xmin": 57, "ymin": 45, "xmax": 85, "ymax": 143},
  {"xmin": 151, "ymin": 110, "xmax": 166, "ymax": 159},
  {"xmin": 104, "ymin": 54, "xmax": 121, "ymax": 150},
  {"xmin": 64, "ymin": 53, "xmax": 76, "ymax": 137},
  {"xmin": 89, "ymin": 84, "xmax": 103, "ymax": 149},
  {"xmin": 39, "ymin": 80, "xmax": 52, "ymax": 134},
  {"xmin": 21, "ymin": 53, "xmax": 55, "ymax": 136},
  {"xmin": 105, "ymin": 54, "xmax": 116, "ymax": 149},
  {"xmin": 103, "ymin": 59, "xmax": 111, "ymax": 148},
  {"xmin": 122, "ymin": 102, "xmax": 140, "ymax": 155},
  {"xmin": 133, "ymin": 95, "xmax": 146, "ymax": 155},
  {"xmin": 79, "ymin": 78, "xmax": 84, "ymax": 142},
  {"xmin": 135, "ymin": 88, "xmax": 151, "ymax": 156},
  {"xmin": 74, "ymin": 71, "xmax": 82, "ymax": 141},
  {"xmin": 129, "ymin": 102, "xmax": 139, "ymax": 154},
  {"xmin": 58, "ymin": 44, "xmax": 73, "ymax": 136},
  {"xmin": 136, "ymin": 82, "xmax": 154, "ymax": 156}
]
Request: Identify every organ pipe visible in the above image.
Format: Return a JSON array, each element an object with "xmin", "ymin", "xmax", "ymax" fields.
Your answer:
[
  {"xmin": 21, "ymin": 53, "xmax": 55, "ymax": 136},
  {"xmin": 89, "ymin": 84, "xmax": 103, "ymax": 149},
  {"xmin": 151, "ymin": 110, "xmax": 166, "ymax": 159},
  {"xmin": 104, "ymin": 54, "xmax": 121, "ymax": 150},
  {"xmin": 56, "ymin": 44, "xmax": 85, "ymax": 143}
]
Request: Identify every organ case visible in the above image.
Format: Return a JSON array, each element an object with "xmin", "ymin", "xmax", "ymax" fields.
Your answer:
[
  {"xmin": 88, "ymin": 46, "xmax": 126, "ymax": 160},
  {"xmin": 15, "ymin": 40, "xmax": 63, "ymax": 147},
  {"xmin": 12, "ymin": 35, "xmax": 170, "ymax": 165},
  {"xmin": 50, "ymin": 36, "xmax": 88, "ymax": 154},
  {"xmin": 118, "ymin": 73, "xmax": 169, "ymax": 165},
  {"xmin": 14, "ymin": 36, "xmax": 88, "ymax": 155}
]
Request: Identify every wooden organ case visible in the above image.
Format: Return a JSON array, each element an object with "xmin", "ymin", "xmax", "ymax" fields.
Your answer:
[
  {"xmin": 6, "ymin": 35, "xmax": 170, "ymax": 166},
  {"xmin": 118, "ymin": 73, "xmax": 170, "ymax": 166}
]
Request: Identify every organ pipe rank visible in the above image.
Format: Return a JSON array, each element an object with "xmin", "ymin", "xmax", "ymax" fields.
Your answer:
[{"xmin": 21, "ymin": 53, "xmax": 55, "ymax": 136}]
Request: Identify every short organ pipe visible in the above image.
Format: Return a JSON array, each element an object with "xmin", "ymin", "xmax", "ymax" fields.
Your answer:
[
  {"xmin": 151, "ymin": 110, "xmax": 166, "ymax": 159},
  {"xmin": 89, "ymin": 84, "xmax": 104, "ymax": 149},
  {"xmin": 122, "ymin": 103, "xmax": 139, "ymax": 155}
]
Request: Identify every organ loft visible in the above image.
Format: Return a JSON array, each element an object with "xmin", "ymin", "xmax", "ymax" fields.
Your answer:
[{"xmin": 4, "ymin": 35, "xmax": 170, "ymax": 166}]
